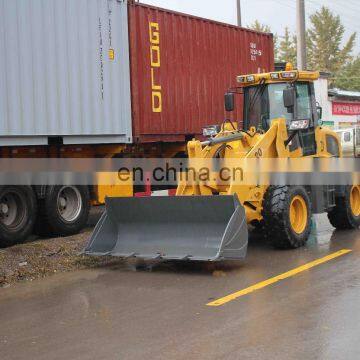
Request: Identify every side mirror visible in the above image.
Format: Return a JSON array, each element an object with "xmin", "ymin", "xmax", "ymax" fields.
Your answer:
[
  {"xmin": 317, "ymin": 105, "xmax": 323, "ymax": 120},
  {"xmin": 224, "ymin": 92, "xmax": 235, "ymax": 112},
  {"xmin": 283, "ymin": 87, "xmax": 295, "ymax": 111}
]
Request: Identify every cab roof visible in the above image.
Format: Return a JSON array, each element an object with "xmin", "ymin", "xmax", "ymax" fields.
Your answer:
[{"xmin": 237, "ymin": 63, "xmax": 320, "ymax": 87}]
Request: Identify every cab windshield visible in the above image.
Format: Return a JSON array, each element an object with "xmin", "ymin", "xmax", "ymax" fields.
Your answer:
[{"xmin": 244, "ymin": 82, "xmax": 312, "ymax": 130}]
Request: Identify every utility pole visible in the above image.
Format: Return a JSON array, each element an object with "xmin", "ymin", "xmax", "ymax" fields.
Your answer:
[
  {"xmin": 236, "ymin": 0, "xmax": 242, "ymax": 27},
  {"xmin": 296, "ymin": 0, "xmax": 307, "ymax": 70}
]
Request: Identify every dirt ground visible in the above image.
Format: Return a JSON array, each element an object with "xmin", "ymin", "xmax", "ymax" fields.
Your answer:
[
  {"xmin": 0, "ymin": 207, "xmax": 119, "ymax": 287},
  {"xmin": 0, "ymin": 229, "xmax": 120, "ymax": 287}
]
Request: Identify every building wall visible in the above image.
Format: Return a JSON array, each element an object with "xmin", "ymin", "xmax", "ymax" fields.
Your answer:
[{"xmin": 314, "ymin": 77, "xmax": 360, "ymax": 129}]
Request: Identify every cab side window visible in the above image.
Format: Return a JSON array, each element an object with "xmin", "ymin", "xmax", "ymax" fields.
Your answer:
[
  {"xmin": 326, "ymin": 135, "xmax": 340, "ymax": 157},
  {"xmin": 296, "ymin": 83, "xmax": 312, "ymax": 121}
]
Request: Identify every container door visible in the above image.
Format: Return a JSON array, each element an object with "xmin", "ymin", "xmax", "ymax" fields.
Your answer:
[{"xmin": 0, "ymin": 0, "xmax": 133, "ymax": 146}]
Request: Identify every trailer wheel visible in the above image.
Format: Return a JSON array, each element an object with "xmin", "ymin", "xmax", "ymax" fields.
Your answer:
[
  {"xmin": 262, "ymin": 186, "xmax": 312, "ymax": 249},
  {"xmin": 37, "ymin": 186, "xmax": 90, "ymax": 237},
  {"xmin": 0, "ymin": 186, "xmax": 37, "ymax": 247},
  {"xmin": 328, "ymin": 186, "xmax": 360, "ymax": 229}
]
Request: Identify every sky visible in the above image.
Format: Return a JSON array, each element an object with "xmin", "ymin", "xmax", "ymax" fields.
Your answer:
[{"xmin": 140, "ymin": 0, "xmax": 360, "ymax": 55}]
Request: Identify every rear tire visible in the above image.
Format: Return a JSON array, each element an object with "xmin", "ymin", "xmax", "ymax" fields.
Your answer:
[
  {"xmin": 328, "ymin": 186, "xmax": 360, "ymax": 230},
  {"xmin": 262, "ymin": 186, "xmax": 312, "ymax": 249},
  {"xmin": 0, "ymin": 186, "xmax": 37, "ymax": 247},
  {"xmin": 36, "ymin": 186, "xmax": 90, "ymax": 237}
]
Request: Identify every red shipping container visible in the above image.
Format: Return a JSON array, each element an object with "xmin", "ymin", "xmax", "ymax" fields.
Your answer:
[{"xmin": 128, "ymin": 3, "xmax": 274, "ymax": 143}]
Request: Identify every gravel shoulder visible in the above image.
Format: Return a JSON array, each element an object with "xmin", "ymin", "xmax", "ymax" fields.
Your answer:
[
  {"xmin": 0, "ymin": 207, "xmax": 118, "ymax": 287},
  {"xmin": 0, "ymin": 229, "xmax": 119, "ymax": 287}
]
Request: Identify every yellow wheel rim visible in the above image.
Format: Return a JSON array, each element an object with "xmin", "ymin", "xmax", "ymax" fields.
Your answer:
[
  {"xmin": 290, "ymin": 195, "xmax": 308, "ymax": 234},
  {"xmin": 350, "ymin": 186, "xmax": 360, "ymax": 217}
]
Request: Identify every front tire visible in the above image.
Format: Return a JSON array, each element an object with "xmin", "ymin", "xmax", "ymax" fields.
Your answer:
[
  {"xmin": 37, "ymin": 186, "xmax": 90, "ymax": 237},
  {"xmin": 262, "ymin": 186, "xmax": 312, "ymax": 249},
  {"xmin": 0, "ymin": 186, "xmax": 37, "ymax": 247},
  {"xmin": 250, "ymin": 220, "xmax": 265, "ymax": 231},
  {"xmin": 328, "ymin": 186, "xmax": 360, "ymax": 229}
]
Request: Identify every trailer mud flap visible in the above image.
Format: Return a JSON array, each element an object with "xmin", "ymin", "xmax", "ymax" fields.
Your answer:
[{"xmin": 84, "ymin": 195, "xmax": 248, "ymax": 261}]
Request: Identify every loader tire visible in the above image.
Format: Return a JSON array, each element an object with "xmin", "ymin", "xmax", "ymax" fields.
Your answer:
[
  {"xmin": 251, "ymin": 220, "xmax": 265, "ymax": 231},
  {"xmin": 0, "ymin": 186, "xmax": 37, "ymax": 247},
  {"xmin": 36, "ymin": 186, "xmax": 90, "ymax": 237},
  {"xmin": 328, "ymin": 186, "xmax": 360, "ymax": 230},
  {"xmin": 262, "ymin": 186, "xmax": 311, "ymax": 249}
]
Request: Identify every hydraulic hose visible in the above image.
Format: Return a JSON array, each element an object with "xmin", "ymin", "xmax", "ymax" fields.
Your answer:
[{"xmin": 201, "ymin": 132, "xmax": 244, "ymax": 147}]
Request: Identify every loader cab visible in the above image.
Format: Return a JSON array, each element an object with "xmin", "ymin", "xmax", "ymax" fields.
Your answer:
[
  {"xmin": 240, "ymin": 73, "xmax": 320, "ymax": 156},
  {"xmin": 243, "ymin": 82, "xmax": 317, "ymax": 131}
]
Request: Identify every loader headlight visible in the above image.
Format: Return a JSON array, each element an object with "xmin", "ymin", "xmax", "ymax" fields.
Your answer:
[
  {"xmin": 203, "ymin": 125, "xmax": 221, "ymax": 137},
  {"xmin": 281, "ymin": 71, "xmax": 297, "ymax": 79},
  {"xmin": 246, "ymin": 75, "xmax": 255, "ymax": 83},
  {"xmin": 289, "ymin": 120, "xmax": 310, "ymax": 130},
  {"xmin": 237, "ymin": 75, "xmax": 255, "ymax": 84}
]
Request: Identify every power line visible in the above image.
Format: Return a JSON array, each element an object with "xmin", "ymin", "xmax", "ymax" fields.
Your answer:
[
  {"xmin": 345, "ymin": 0, "xmax": 360, "ymax": 9},
  {"xmin": 331, "ymin": 77, "xmax": 360, "ymax": 80},
  {"xmin": 306, "ymin": 0, "xmax": 360, "ymax": 26},
  {"xmin": 272, "ymin": 0, "xmax": 296, "ymax": 10},
  {"xmin": 275, "ymin": 0, "xmax": 359, "ymax": 28},
  {"xmin": 276, "ymin": 0, "xmax": 360, "ymax": 49},
  {"xmin": 274, "ymin": 0, "xmax": 360, "ymax": 27}
]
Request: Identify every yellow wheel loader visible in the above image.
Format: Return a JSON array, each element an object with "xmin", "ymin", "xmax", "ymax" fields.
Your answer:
[{"xmin": 85, "ymin": 64, "xmax": 360, "ymax": 261}]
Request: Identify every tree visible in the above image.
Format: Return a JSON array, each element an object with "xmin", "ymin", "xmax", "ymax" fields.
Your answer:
[
  {"xmin": 248, "ymin": 8, "xmax": 359, "ymax": 91},
  {"xmin": 278, "ymin": 27, "xmax": 297, "ymax": 66},
  {"xmin": 307, "ymin": 6, "xmax": 356, "ymax": 75},
  {"xmin": 249, "ymin": 20, "xmax": 271, "ymax": 33},
  {"xmin": 248, "ymin": 20, "xmax": 279, "ymax": 61},
  {"xmin": 333, "ymin": 57, "xmax": 360, "ymax": 91}
]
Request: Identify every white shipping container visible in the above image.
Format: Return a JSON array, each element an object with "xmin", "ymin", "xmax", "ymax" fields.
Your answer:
[{"xmin": 0, "ymin": 0, "xmax": 132, "ymax": 145}]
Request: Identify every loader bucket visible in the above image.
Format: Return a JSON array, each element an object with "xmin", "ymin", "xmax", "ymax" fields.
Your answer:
[{"xmin": 84, "ymin": 195, "xmax": 248, "ymax": 261}]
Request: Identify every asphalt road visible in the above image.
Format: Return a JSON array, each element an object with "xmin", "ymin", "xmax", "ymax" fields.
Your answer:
[{"xmin": 1, "ymin": 215, "xmax": 360, "ymax": 360}]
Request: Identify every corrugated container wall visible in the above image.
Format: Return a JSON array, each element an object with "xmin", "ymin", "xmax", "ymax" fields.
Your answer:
[
  {"xmin": 0, "ymin": 0, "xmax": 273, "ymax": 147},
  {"xmin": 0, "ymin": 0, "xmax": 132, "ymax": 146},
  {"xmin": 129, "ymin": 3, "xmax": 274, "ymax": 142}
]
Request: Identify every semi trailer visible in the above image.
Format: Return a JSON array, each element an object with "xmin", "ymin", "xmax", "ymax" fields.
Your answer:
[{"xmin": 0, "ymin": 0, "xmax": 273, "ymax": 246}]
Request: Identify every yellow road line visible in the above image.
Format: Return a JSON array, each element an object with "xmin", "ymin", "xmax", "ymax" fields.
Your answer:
[{"xmin": 207, "ymin": 249, "xmax": 352, "ymax": 307}]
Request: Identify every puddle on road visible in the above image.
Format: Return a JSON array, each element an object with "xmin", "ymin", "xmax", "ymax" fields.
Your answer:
[
  {"xmin": 113, "ymin": 215, "xmax": 340, "ymax": 275},
  {"xmin": 123, "ymin": 257, "xmax": 245, "ymax": 276}
]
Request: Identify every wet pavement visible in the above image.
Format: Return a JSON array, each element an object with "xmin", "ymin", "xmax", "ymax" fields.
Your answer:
[{"xmin": 1, "ymin": 215, "xmax": 360, "ymax": 360}]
